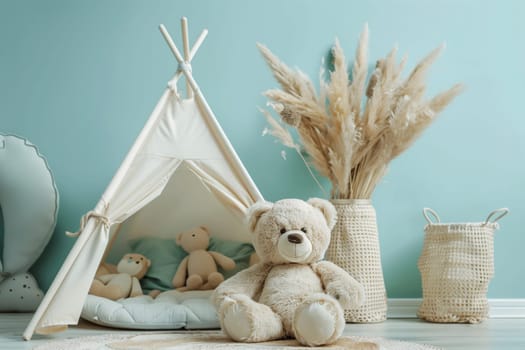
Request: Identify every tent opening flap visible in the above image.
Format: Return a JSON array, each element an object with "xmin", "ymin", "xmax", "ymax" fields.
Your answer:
[{"xmin": 107, "ymin": 161, "xmax": 252, "ymax": 264}]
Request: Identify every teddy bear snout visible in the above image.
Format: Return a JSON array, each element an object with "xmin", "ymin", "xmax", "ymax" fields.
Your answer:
[
  {"xmin": 287, "ymin": 233, "xmax": 303, "ymax": 244},
  {"xmin": 277, "ymin": 231, "xmax": 313, "ymax": 263}
]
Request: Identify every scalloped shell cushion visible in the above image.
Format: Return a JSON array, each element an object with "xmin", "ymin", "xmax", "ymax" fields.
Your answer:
[
  {"xmin": 0, "ymin": 272, "xmax": 44, "ymax": 311},
  {"xmin": 0, "ymin": 134, "xmax": 59, "ymax": 274}
]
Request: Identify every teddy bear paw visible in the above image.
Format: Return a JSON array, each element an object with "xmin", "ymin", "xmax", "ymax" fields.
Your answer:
[
  {"xmin": 186, "ymin": 275, "xmax": 204, "ymax": 290},
  {"xmin": 327, "ymin": 283, "xmax": 365, "ymax": 310},
  {"xmin": 293, "ymin": 300, "xmax": 344, "ymax": 346},
  {"xmin": 204, "ymin": 272, "xmax": 224, "ymax": 289},
  {"xmin": 220, "ymin": 298, "xmax": 256, "ymax": 341}
]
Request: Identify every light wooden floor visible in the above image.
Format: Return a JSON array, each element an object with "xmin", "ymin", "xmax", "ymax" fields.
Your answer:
[{"xmin": 0, "ymin": 313, "xmax": 524, "ymax": 349}]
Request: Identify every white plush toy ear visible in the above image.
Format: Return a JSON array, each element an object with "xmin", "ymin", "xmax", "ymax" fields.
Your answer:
[
  {"xmin": 199, "ymin": 226, "xmax": 210, "ymax": 236},
  {"xmin": 307, "ymin": 198, "xmax": 337, "ymax": 230},
  {"xmin": 246, "ymin": 201, "xmax": 273, "ymax": 232}
]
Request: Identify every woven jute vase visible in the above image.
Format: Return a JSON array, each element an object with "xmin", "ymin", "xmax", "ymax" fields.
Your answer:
[
  {"xmin": 325, "ymin": 199, "xmax": 387, "ymax": 323},
  {"xmin": 418, "ymin": 207, "xmax": 508, "ymax": 324}
]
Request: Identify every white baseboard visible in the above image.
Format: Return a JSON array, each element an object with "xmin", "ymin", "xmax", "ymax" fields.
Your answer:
[{"xmin": 387, "ymin": 298, "xmax": 525, "ymax": 319}]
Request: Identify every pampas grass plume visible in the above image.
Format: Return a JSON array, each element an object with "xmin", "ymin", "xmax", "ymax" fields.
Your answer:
[{"xmin": 259, "ymin": 28, "xmax": 462, "ymax": 199}]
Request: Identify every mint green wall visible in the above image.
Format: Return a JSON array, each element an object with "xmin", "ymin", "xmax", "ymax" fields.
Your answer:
[{"xmin": 1, "ymin": 0, "xmax": 523, "ymax": 298}]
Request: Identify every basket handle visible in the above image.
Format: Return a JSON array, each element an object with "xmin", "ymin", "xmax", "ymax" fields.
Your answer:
[
  {"xmin": 423, "ymin": 208, "xmax": 440, "ymax": 224},
  {"xmin": 484, "ymin": 208, "xmax": 509, "ymax": 225}
]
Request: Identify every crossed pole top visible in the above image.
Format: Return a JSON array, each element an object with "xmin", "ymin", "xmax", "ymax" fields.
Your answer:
[{"xmin": 160, "ymin": 17, "xmax": 208, "ymax": 98}]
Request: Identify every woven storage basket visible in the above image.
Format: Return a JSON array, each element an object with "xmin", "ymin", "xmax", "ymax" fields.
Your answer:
[
  {"xmin": 325, "ymin": 199, "xmax": 387, "ymax": 323},
  {"xmin": 418, "ymin": 207, "xmax": 508, "ymax": 323}
]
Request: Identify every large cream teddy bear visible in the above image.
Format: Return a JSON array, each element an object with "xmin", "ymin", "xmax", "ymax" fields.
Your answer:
[
  {"xmin": 212, "ymin": 198, "xmax": 365, "ymax": 347},
  {"xmin": 89, "ymin": 253, "xmax": 151, "ymax": 300},
  {"xmin": 173, "ymin": 226, "xmax": 236, "ymax": 291}
]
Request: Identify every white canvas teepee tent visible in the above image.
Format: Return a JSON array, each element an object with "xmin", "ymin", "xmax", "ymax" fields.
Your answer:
[{"xmin": 23, "ymin": 18, "xmax": 263, "ymax": 340}]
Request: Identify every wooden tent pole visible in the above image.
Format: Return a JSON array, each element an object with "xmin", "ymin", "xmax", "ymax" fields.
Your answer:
[
  {"xmin": 168, "ymin": 29, "xmax": 208, "ymax": 86},
  {"xmin": 160, "ymin": 25, "xmax": 184, "ymax": 64},
  {"xmin": 189, "ymin": 29, "xmax": 208, "ymax": 60},
  {"xmin": 159, "ymin": 24, "xmax": 264, "ymax": 202},
  {"xmin": 181, "ymin": 17, "xmax": 192, "ymax": 98}
]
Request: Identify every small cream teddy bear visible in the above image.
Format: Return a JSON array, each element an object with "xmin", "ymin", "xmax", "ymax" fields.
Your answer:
[
  {"xmin": 173, "ymin": 226, "xmax": 236, "ymax": 291},
  {"xmin": 89, "ymin": 253, "xmax": 151, "ymax": 300},
  {"xmin": 212, "ymin": 198, "xmax": 365, "ymax": 347}
]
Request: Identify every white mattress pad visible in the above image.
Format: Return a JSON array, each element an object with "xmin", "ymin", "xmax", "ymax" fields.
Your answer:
[{"xmin": 81, "ymin": 290, "xmax": 219, "ymax": 330}]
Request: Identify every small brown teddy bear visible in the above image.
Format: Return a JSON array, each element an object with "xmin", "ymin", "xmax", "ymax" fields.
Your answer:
[
  {"xmin": 212, "ymin": 198, "xmax": 365, "ymax": 347},
  {"xmin": 89, "ymin": 253, "xmax": 151, "ymax": 300},
  {"xmin": 173, "ymin": 226, "xmax": 236, "ymax": 291}
]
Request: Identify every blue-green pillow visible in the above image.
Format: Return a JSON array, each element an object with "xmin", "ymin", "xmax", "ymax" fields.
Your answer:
[{"xmin": 129, "ymin": 237, "xmax": 254, "ymax": 292}]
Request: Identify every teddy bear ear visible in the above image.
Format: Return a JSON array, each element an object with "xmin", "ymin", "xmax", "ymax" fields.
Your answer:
[
  {"xmin": 307, "ymin": 198, "xmax": 337, "ymax": 230},
  {"xmin": 175, "ymin": 232, "xmax": 183, "ymax": 245},
  {"xmin": 246, "ymin": 201, "xmax": 273, "ymax": 232}
]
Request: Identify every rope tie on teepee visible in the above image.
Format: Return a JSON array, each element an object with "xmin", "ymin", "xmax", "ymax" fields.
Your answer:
[
  {"xmin": 66, "ymin": 210, "xmax": 111, "ymax": 237},
  {"xmin": 178, "ymin": 62, "xmax": 192, "ymax": 74},
  {"xmin": 167, "ymin": 62, "xmax": 193, "ymax": 92}
]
